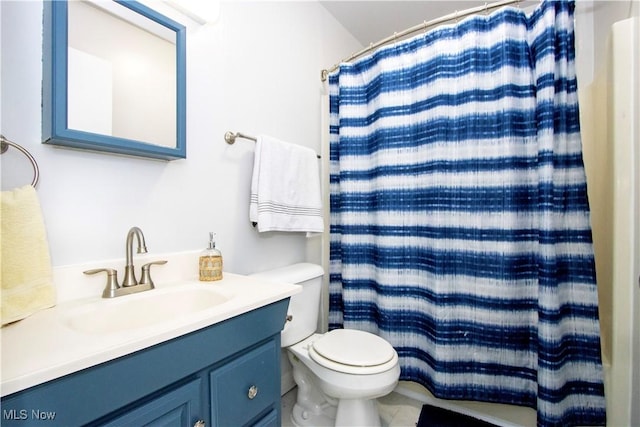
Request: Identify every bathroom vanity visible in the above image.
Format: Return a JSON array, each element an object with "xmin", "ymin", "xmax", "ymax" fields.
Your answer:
[{"xmin": 1, "ymin": 269, "xmax": 299, "ymax": 427}]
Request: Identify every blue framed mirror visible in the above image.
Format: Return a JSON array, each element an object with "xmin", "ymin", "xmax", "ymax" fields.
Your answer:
[{"xmin": 43, "ymin": 0, "xmax": 186, "ymax": 160}]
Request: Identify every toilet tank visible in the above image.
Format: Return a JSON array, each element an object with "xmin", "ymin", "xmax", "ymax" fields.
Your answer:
[{"xmin": 250, "ymin": 263, "xmax": 324, "ymax": 347}]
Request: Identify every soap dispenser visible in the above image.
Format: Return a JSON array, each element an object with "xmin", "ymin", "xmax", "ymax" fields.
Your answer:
[{"xmin": 199, "ymin": 232, "xmax": 223, "ymax": 282}]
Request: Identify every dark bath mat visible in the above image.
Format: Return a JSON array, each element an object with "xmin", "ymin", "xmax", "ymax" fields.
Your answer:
[{"xmin": 416, "ymin": 404, "xmax": 499, "ymax": 427}]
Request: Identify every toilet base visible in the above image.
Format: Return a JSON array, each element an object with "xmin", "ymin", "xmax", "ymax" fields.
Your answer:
[
  {"xmin": 335, "ymin": 398, "xmax": 381, "ymax": 427},
  {"xmin": 290, "ymin": 391, "xmax": 383, "ymax": 427},
  {"xmin": 291, "ymin": 399, "xmax": 336, "ymax": 426},
  {"xmin": 289, "ymin": 351, "xmax": 338, "ymax": 426}
]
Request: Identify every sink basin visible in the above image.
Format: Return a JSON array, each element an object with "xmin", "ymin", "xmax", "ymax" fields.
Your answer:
[{"xmin": 62, "ymin": 285, "xmax": 231, "ymax": 334}]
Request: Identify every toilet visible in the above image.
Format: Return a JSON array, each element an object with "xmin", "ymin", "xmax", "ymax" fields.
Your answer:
[{"xmin": 250, "ymin": 263, "xmax": 400, "ymax": 427}]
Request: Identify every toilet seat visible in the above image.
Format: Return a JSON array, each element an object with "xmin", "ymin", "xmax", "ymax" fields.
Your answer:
[{"xmin": 309, "ymin": 329, "xmax": 398, "ymax": 375}]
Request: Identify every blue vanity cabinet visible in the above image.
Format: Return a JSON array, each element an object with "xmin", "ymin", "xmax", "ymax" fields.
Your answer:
[
  {"xmin": 1, "ymin": 299, "xmax": 288, "ymax": 427},
  {"xmin": 100, "ymin": 379, "xmax": 202, "ymax": 426}
]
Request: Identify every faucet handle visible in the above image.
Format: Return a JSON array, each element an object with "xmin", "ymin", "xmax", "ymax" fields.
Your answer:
[
  {"xmin": 139, "ymin": 260, "xmax": 167, "ymax": 288},
  {"xmin": 84, "ymin": 268, "xmax": 120, "ymax": 298}
]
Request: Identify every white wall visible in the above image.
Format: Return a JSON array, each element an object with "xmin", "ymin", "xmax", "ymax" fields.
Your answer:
[{"xmin": 0, "ymin": 1, "xmax": 361, "ymax": 272}]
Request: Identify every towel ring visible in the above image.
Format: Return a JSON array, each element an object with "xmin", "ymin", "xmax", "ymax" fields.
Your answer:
[{"xmin": 0, "ymin": 134, "xmax": 40, "ymax": 187}]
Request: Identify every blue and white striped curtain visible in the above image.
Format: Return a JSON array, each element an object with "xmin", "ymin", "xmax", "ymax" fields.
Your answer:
[{"xmin": 328, "ymin": 1, "xmax": 606, "ymax": 426}]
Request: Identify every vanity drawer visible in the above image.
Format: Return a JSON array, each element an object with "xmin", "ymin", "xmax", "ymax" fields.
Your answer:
[{"xmin": 209, "ymin": 340, "xmax": 279, "ymax": 426}]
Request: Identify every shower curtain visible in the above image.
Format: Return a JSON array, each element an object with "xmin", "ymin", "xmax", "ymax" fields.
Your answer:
[{"xmin": 327, "ymin": 1, "xmax": 606, "ymax": 426}]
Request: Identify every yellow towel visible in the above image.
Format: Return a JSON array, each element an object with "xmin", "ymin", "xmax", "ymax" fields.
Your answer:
[{"xmin": 1, "ymin": 185, "xmax": 56, "ymax": 326}]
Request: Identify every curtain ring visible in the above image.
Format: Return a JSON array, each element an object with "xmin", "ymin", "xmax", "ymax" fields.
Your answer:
[
  {"xmin": 454, "ymin": 10, "xmax": 458, "ymax": 22},
  {"xmin": 484, "ymin": 2, "xmax": 488, "ymax": 15}
]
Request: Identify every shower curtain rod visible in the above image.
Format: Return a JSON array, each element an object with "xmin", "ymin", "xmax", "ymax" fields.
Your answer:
[{"xmin": 320, "ymin": 0, "xmax": 521, "ymax": 81}]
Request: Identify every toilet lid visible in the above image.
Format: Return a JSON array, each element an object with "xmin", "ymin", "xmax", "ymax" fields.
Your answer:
[{"xmin": 311, "ymin": 329, "xmax": 396, "ymax": 368}]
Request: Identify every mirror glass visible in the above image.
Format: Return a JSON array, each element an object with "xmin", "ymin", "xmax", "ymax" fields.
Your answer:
[{"xmin": 43, "ymin": 0, "xmax": 186, "ymax": 160}]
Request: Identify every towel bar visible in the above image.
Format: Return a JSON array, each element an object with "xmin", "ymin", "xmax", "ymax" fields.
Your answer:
[
  {"xmin": 224, "ymin": 131, "xmax": 257, "ymax": 145},
  {"xmin": 0, "ymin": 134, "xmax": 40, "ymax": 187},
  {"xmin": 225, "ymin": 131, "xmax": 321, "ymax": 159}
]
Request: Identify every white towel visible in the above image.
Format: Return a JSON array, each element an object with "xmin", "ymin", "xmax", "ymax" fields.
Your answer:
[{"xmin": 250, "ymin": 135, "xmax": 324, "ymax": 233}]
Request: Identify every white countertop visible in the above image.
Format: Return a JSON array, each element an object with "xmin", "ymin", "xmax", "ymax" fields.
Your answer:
[{"xmin": 1, "ymin": 272, "xmax": 300, "ymax": 397}]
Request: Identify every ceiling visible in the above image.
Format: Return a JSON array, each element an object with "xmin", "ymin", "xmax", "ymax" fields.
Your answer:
[{"xmin": 319, "ymin": 1, "xmax": 537, "ymax": 47}]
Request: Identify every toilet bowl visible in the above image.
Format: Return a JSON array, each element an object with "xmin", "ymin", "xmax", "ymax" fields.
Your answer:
[
  {"xmin": 289, "ymin": 331, "xmax": 400, "ymax": 426},
  {"xmin": 250, "ymin": 263, "xmax": 400, "ymax": 427}
]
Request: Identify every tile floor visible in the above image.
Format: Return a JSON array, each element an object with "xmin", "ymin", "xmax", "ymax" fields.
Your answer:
[{"xmin": 281, "ymin": 387, "xmax": 424, "ymax": 427}]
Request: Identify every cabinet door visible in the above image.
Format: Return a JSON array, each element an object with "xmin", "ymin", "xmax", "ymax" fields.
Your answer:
[
  {"xmin": 210, "ymin": 340, "xmax": 279, "ymax": 426},
  {"xmin": 252, "ymin": 409, "xmax": 279, "ymax": 427},
  {"xmin": 101, "ymin": 379, "xmax": 202, "ymax": 427}
]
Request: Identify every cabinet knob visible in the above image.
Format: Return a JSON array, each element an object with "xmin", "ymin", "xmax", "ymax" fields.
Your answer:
[
  {"xmin": 247, "ymin": 385, "xmax": 259, "ymax": 399},
  {"xmin": 193, "ymin": 420, "xmax": 205, "ymax": 427}
]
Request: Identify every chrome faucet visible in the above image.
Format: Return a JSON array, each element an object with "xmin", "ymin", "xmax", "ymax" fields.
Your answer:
[
  {"xmin": 122, "ymin": 226, "xmax": 147, "ymax": 287},
  {"xmin": 83, "ymin": 226, "xmax": 167, "ymax": 298}
]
